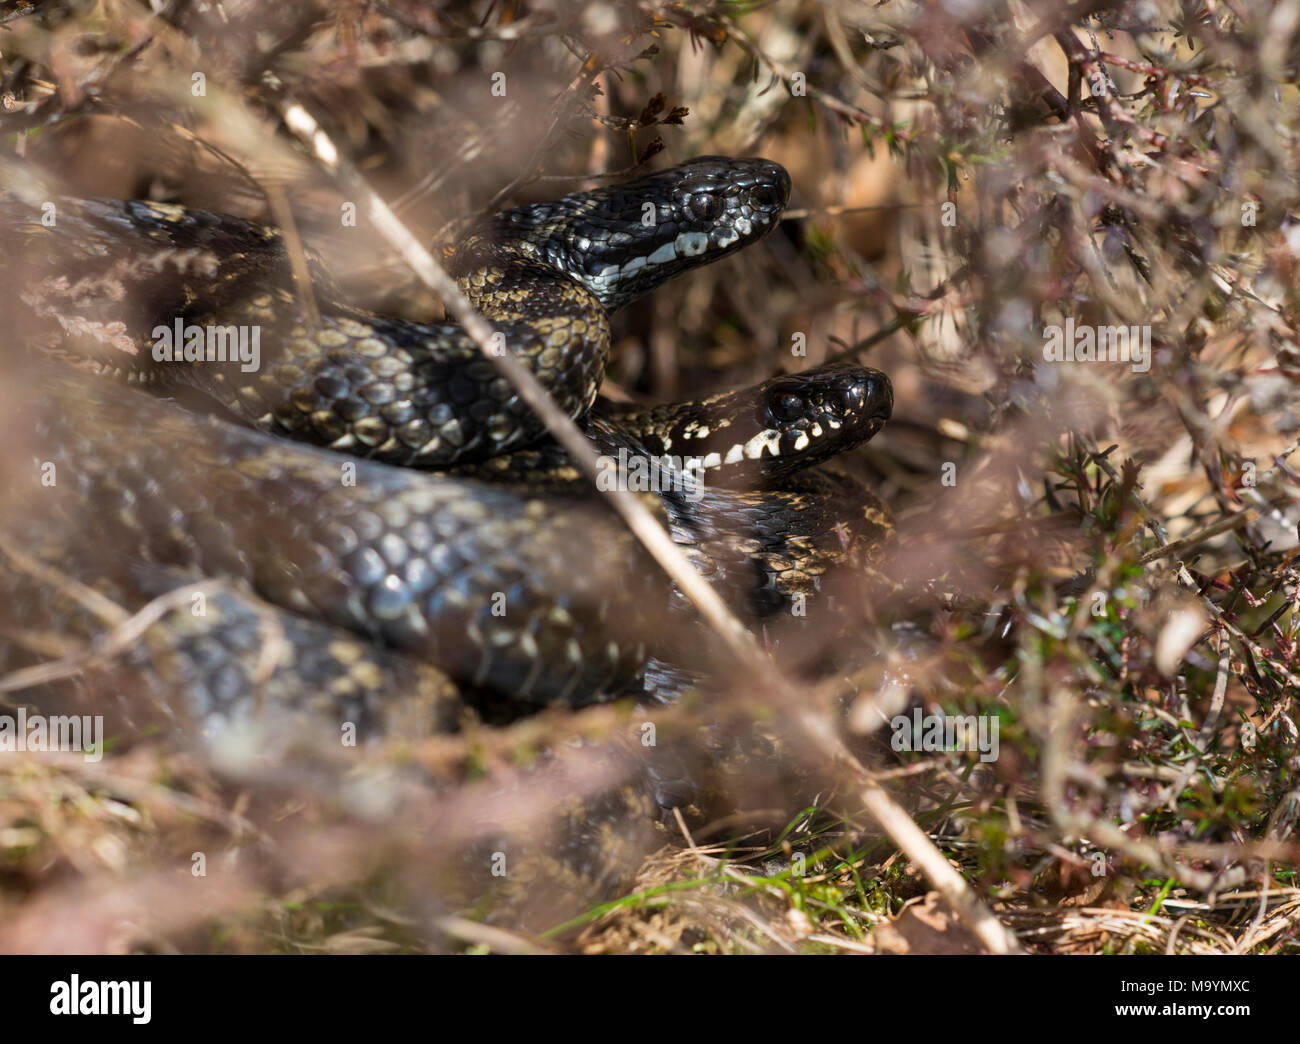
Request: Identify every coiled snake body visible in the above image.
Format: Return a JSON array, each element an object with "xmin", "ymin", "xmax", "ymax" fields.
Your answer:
[{"xmin": 0, "ymin": 157, "xmax": 893, "ymax": 727}]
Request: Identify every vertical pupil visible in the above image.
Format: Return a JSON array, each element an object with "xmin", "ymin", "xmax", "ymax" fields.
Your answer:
[{"xmin": 692, "ymin": 193, "xmax": 718, "ymax": 219}]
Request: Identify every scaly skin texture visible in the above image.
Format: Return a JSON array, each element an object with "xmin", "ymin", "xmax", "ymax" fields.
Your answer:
[
  {"xmin": 0, "ymin": 553, "xmax": 465, "ymax": 743},
  {"xmin": 6, "ymin": 366, "xmax": 669, "ymax": 708}
]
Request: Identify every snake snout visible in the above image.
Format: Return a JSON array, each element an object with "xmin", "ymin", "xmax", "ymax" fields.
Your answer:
[
  {"xmin": 739, "ymin": 159, "xmax": 791, "ymax": 213},
  {"xmin": 858, "ymin": 369, "xmax": 893, "ymax": 422},
  {"xmin": 726, "ymin": 157, "xmax": 791, "ymax": 221}
]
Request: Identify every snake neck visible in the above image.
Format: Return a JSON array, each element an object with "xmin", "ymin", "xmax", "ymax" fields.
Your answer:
[{"xmin": 453, "ymin": 254, "xmax": 612, "ymax": 411}]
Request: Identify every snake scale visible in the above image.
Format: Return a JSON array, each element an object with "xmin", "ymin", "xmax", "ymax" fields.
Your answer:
[{"xmin": 0, "ymin": 156, "xmax": 893, "ymax": 925}]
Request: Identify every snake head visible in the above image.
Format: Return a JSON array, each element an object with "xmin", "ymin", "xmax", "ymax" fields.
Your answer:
[
  {"xmin": 458, "ymin": 156, "xmax": 791, "ymax": 311},
  {"xmin": 614, "ymin": 362, "xmax": 893, "ymax": 489}
]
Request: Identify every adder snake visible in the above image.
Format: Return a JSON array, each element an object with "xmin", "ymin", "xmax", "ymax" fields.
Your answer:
[{"xmin": 0, "ymin": 156, "xmax": 893, "ymax": 728}]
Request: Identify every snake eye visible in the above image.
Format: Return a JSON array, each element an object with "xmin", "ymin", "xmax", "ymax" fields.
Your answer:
[
  {"xmin": 766, "ymin": 389, "xmax": 805, "ymax": 425},
  {"xmin": 685, "ymin": 191, "xmax": 723, "ymax": 222}
]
